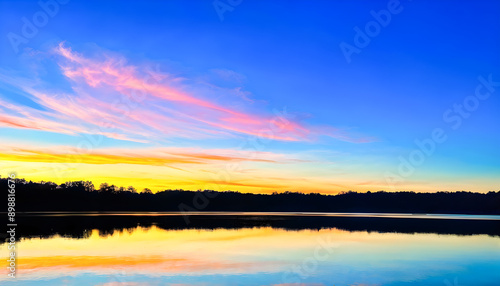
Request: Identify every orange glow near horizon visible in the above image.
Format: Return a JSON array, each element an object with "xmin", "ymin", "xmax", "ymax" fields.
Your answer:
[
  {"xmin": 1, "ymin": 42, "xmax": 497, "ymax": 195},
  {"xmin": 1, "ymin": 143, "xmax": 497, "ymax": 194}
]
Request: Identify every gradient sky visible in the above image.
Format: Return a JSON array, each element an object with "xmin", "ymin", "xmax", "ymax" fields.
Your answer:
[{"xmin": 0, "ymin": 0, "xmax": 499, "ymax": 193}]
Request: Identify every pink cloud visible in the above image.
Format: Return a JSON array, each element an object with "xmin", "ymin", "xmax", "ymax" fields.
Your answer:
[
  {"xmin": 53, "ymin": 43, "xmax": 325, "ymax": 142},
  {"xmin": 0, "ymin": 43, "xmax": 374, "ymax": 144}
]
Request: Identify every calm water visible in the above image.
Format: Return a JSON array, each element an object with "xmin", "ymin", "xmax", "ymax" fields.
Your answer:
[{"xmin": 1, "ymin": 213, "xmax": 500, "ymax": 285}]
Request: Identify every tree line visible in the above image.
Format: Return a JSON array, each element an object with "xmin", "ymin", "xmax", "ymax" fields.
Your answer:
[{"xmin": 1, "ymin": 177, "xmax": 499, "ymax": 214}]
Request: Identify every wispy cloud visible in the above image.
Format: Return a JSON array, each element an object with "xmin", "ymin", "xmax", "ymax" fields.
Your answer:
[
  {"xmin": 0, "ymin": 43, "xmax": 374, "ymax": 145},
  {"xmin": 0, "ymin": 43, "xmax": 377, "ymax": 193},
  {"xmin": 55, "ymin": 43, "xmax": 313, "ymax": 141},
  {"xmin": 0, "ymin": 144, "xmax": 295, "ymax": 166}
]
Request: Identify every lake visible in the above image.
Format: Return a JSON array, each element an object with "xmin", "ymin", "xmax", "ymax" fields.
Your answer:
[{"xmin": 1, "ymin": 212, "xmax": 500, "ymax": 285}]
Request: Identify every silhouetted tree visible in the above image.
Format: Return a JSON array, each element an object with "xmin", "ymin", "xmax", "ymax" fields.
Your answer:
[
  {"xmin": 1, "ymin": 178, "xmax": 499, "ymax": 215},
  {"xmin": 99, "ymin": 183, "xmax": 109, "ymax": 192}
]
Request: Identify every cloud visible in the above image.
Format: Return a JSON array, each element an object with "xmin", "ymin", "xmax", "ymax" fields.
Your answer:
[
  {"xmin": 94, "ymin": 283, "xmax": 143, "ymax": 286},
  {"xmin": 0, "ymin": 144, "xmax": 295, "ymax": 166},
  {"xmin": 270, "ymin": 284, "xmax": 326, "ymax": 286},
  {"xmin": 210, "ymin": 68, "xmax": 246, "ymax": 83},
  {"xmin": 0, "ymin": 43, "xmax": 374, "ymax": 145},
  {"xmin": 54, "ymin": 43, "xmax": 313, "ymax": 142}
]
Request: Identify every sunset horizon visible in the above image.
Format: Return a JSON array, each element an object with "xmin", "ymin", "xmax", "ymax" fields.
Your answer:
[
  {"xmin": 1, "ymin": 1, "xmax": 499, "ymax": 285},
  {"xmin": 1, "ymin": 37, "xmax": 498, "ymax": 194}
]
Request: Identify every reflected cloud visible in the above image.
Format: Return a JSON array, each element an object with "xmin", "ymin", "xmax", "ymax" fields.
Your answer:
[{"xmin": 0, "ymin": 223, "xmax": 498, "ymax": 285}]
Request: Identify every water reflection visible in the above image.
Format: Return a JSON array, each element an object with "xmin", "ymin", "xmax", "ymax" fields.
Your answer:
[
  {"xmin": 1, "ymin": 214, "xmax": 499, "ymax": 285},
  {"xmin": 4, "ymin": 212, "xmax": 500, "ymax": 242}
]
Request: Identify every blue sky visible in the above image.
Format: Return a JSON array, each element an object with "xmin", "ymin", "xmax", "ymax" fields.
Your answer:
[{"xmin": 0, "ymin": 0, "xmax": 499, "ymax": 193}]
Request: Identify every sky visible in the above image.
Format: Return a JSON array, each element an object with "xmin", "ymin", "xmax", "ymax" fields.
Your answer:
[{"xmin": 0, "ymin": 0, "xmax": 499, "ymax": 193}]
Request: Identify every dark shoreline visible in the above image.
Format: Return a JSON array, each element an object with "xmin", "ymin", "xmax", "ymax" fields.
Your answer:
[{"xmin": 2, "ymin": 178, "xmax": 500, "ymax": 215}]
